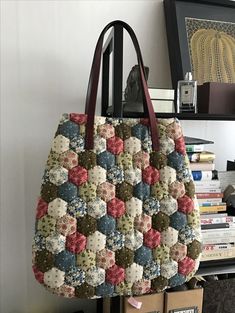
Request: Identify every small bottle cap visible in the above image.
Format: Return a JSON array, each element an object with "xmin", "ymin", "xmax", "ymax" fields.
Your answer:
[{"xmin": 184, "ymin": 72, "xmax": 192, "ymax": 81}]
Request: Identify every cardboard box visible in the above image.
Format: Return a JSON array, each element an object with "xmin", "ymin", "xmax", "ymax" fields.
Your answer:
[
  {"xmin": 124, "ymin": 293, "xmax": 164, "ymax": 313},
  {"xmin": 164, "ymin": 288, "xmax": 203, "ymax": 313}
]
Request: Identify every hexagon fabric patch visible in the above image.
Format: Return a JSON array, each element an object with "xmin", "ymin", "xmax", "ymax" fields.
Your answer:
[{"xmin": 33, "ymin": 114, "xmax": 201, "ymax": 298}]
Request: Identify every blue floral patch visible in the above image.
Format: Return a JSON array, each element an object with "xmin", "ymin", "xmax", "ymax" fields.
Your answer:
[
  {"xmin": 143, "ymin": 261, "xmax": 160, "ymax": 280},
  {"xmin": 143, "ymin": 197, "xmax": 160, "ymax": 216},
  {"xmin": 134, "ymin": 246, "xmax": 152, "ymax": 266},
  {"xmin": 54, "ymin": 250, "xmax": 76, "ymax": 271},
  {"xmin": 58, "ymin": 182, "xmax": 77, "ymax": 202},
  {"xmin": 167, "ymin": 151, "xmax": 184, "ymax": 171},
  {"xmin": 70, "ymin": 135, "xmax": 85, "ymax": 153},
  {"xmin": 67, "ymin": 197, "xmax": 87, "ymax": 218},
  {"xmin": 57, "ymin": 121, "xmax": 79, "ymax": 140},
  {"xmin": 98, "ymin": 215, "xmax": 116, "ymax": 235},
  {"xmin": 107, "ymin": 166, "xmax": 124, "ymax": 185},
  {"xmin": 106, "ymin": 231, "xmax": 125, "ymax": 251},
  {"xmin": 170, "ymin": 211, "xmax": 187, "ymax": 231},
  {"xmin": 65, "ymin": 267, "xmax": 85, "ymax": 287},
  {"xmin": 96, "ymin": 283, "xmax": 114, "ymax": 297},
  {"xmin": 134, "ymin": 182, "xmax": 150, "ymax": 201},
  {"xmin": 169, "ymin": 273, "xmax": 186, "ymax": 287},
  {"xmin": 97, "ymin": 151, "xmax": 115, "ymax": 170}
]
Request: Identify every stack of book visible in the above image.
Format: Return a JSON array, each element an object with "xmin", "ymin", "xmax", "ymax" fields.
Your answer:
[
  {"xmin": 148, "ymin": 88, "xmax": 175, "ymax": 113},
  {"xmin": 185, "ymin": 137, "xmax": 235, "ymax": 262},
  {"xmin": 185, "ymin": 137, "xmax": 223, "ymax": 215},
  {"xmin": 200, "ymin": 213, "xmax": 235, "ymax": 262}
]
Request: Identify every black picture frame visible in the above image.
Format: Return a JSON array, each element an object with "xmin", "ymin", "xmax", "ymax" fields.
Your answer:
[{"xmin": 163, "ymin": 0, "xmax": 235, "ymax": 90}]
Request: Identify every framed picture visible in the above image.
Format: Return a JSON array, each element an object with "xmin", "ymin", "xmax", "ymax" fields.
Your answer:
[{"xmin": 164, "ymin": 0, "xmax": 235, "ymax": 89}]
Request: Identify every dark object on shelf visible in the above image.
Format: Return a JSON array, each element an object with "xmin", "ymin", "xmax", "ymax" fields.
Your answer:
[
  {"xmin": 202, "ymin": 277, "xmax": 235, "ymax": 313},
  {"xmin": 197, "ymin": 82, "xmax": 235, "ymax": 114},
  {"xmin": 184, "ymin": 136, "xmax": 214, "ymax": 145},
  {"xmin": 124, "ymin": 65, "xmax": 149, "ymax": 103},
  {"xmin": 227, "ymin": 160, "xmax": 235, "ymax": 171}
]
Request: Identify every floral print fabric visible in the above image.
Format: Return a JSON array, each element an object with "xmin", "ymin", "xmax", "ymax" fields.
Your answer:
[{"xmin": 33, "ymin": 114, "xmax": 201, "ymax": 298}]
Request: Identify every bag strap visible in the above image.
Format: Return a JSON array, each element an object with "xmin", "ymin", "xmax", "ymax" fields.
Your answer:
[{"xmin": 84, "ymin": 20, "xmax": 159, "ymax": 151}]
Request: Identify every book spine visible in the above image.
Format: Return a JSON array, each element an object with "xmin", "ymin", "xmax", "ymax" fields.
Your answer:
[
  {"xmin": 194, "ymin": 180, "xmax": 220, "ymax": 188},
  {"xmin": 196, "ymin": 192, "xmax": 223, "ymax": 199},
  {"xmin": 199, "ymin": 202, "xmax": 226, "ymax": 207},
  {"xmin": 200, "ymin": 216, "xmax": 235, "ymax": 225},
  {"xmin": 201, "ymin": 248, "xmax": 235, "ymax": 261},
  {"xmin": 148, "ymin": 88, "xmax": 174, "ymax": 100},
  {"xmin": 202, "ymin": 236, "xmax": 235, "ymax": 245},
  {"xmin": 186, "ymin": 145, "xmax": 204, "ymax": 152},
  {"xmin": 201, "ymin": 223, "xmax": 230, "ymax": 230},
  {"xmin": 202, "ymin": 229, "xmax": 235, "ymax": 237},
  {"xmin": 200, "ymin": 213, "xmax": 228, "ymax": 219},
  {"xmin": 196, "ymin": 188, "xmax": 221, "ymax": 194},
  {"xmin": 203, "ymin": 243, "xmax": 234, "ymax": 251},
  {"xmin": 197, "ymin": 198, "xmax": 223, "ymax": 204},
  {"xmin": 200, "ymin": 205, "xmax": 226, "ymax": 213},
  {"xmin": 188, "ymin": 152, "xmax": 215, "ymax": 163},
  {"xmin": 192, "ymin": 170, "xmax": 217, "ymax": 181},
  {"xmin": 190, "ymin": 163, "xmax": 215, "ymax": 171}
]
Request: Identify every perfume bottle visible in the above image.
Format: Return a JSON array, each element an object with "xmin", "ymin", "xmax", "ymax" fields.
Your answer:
[{"xmin": 177, "ymin": 72, "xmax": 197, "ymax": 113}]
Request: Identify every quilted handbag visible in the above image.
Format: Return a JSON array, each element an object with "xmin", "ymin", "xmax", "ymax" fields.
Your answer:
[{"xmin": 32, "ymin": 20, "xmax": 202, "ymax": 299}]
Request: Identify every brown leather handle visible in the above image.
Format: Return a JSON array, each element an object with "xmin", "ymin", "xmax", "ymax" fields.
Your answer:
[{"xmin": 85, "ymin": 20, "xmax": 159, "ymax": 151}]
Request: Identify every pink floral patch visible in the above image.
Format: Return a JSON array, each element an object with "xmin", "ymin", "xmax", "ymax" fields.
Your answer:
[
  {"xmin": 106, "ymin": 265, "xmax": 125, "ymax": 285},
  {"xmin": 135, "ymin": 214, "xmax": 152, "ymax": 233},
  {"xmin": 144, "ymin": 229, "xmax": 161, "ymax": 248},
  {"xmin": 36, "ymin": 198, "xmax": 48, "ymax": 219},
  {"xmin": 98, "ymin": 124, "xmax": 115, "ymax": 139},
  {"xmin": 69, "ymin": 166, "xmax": 88, "ymax": 186},
  {"xmin": 56, "ymin": 284, "xmax": 75, "ymax": 298},
  {"xmin": 107, "ymin": 198, "xmax": 125, "ymax": 218},
  {"xmin": 97, "ymin": 249, "xmax": 115, "ymax": 269},
  {"xmin": 60, "ymin": 150, "xmax": 78, "ymax": 170},
  {"xmin": 33, "ymin": 265, "xmax": 44, "ymax": 284},
  {"xmin": 107, "ymin": 136, "xmax": 124, "ymax": 155},
  {"xmin": 178, "ymin": 195, "xmax": 194, "ymax": 214},
  {"xmin": 132, "ymin": 279, "xmax": 151, "ymax": 295},
  {"xmin": 142, "ymin": 166, "xmax": 160, "ymax": 185},
  {"xmin": 97, "ymin": 182, "xmax": 115, "ymax": 202},
  {"xmin": 178, "ymin": 256, "xmax": 196, "ymax": 276},
  {"xmin": 133, "ymin": 151, "xmax": 150, "ymax": 169},
  {"xmin": 166, "ymin": 122, "xmax": 182, "ymax": 140},
  {"xmin": 169, "ymin": 181, "xmax": 186, "ymax": 199},
  {"xmin": 66, "ymin": 232, "xmax": 86, "ymax": 254},
  {"xmin": 57, "ymin": 214, "xmax": 77, "ymax": 236},
  {"xmin": 175, "ymin": 136, "xmax": 186, "ymax": 155},
  {"xmin": 70, "ymin": 113, "xmax": 87, "ymax": 125}
]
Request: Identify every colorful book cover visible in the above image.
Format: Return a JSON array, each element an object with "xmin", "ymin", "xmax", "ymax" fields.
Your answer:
[
  {"xmin": 196, "ymin": 192, "xmax": 223, "ymax": 199},
  {"xmin": 186, "ymin": 144, "xmax": 204, "ymax": 153},
  {"xmin": 190, "ymin": 162, "xmax": 215, "ymax": 171},
  {"xmin": 192, "ymin": 170, "xmax": 218, "ymax": 181},
  {"xmin": 195, "ymin": 180, "xmax": 220, "ymax": 188},
  {"xmin": 200, "ymin": 204, "xmax": 226, "ymax": 213},
  {"xmin": 188, "ymin": 151, "xmax": 216, "ymax": 163},
  {"xmin": 201, "ymin": 223, "xmax": 230, "ymax": 230}
]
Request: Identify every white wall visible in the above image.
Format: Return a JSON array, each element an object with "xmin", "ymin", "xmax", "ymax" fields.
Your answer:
[{"xmin": 1, "ymin": 1, "xmax": 234, "ymax": 313}]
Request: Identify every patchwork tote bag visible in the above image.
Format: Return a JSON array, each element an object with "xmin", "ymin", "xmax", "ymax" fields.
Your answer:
[{"xmin": 32, "ymin": 20, "xmax": 202, "ymax": 299}]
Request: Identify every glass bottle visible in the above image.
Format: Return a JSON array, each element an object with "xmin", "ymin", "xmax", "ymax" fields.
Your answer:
[{"xmin": 177, "ymin": 72, "xmax": 197, "ymax": 113}]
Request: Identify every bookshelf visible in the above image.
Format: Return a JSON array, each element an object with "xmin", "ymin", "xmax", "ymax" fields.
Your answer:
[{"xmin": 108, "ymin": 111, "xmax": 235, "ymax": 121}]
